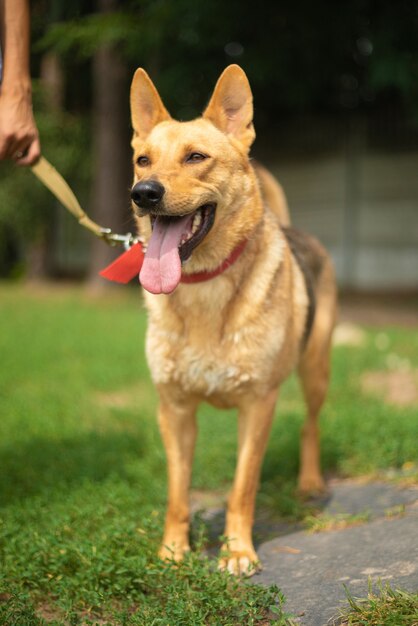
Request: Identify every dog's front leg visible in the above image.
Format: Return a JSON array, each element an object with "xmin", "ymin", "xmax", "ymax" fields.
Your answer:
[
  {"xmin": 220, "ymin": 388, "xmax": 278, "ymax": 576},
  {"xmin": 157, "ymin": 397, "xmax": 198, "ymax": 562}
]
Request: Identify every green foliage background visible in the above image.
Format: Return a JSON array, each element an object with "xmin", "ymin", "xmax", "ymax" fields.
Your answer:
[
  {"xmin": 38, "ymin": 0, "xmax": 418, "ymax": 119},
  {"xmin": 2, "ymin": 0, "xmax": 418, "ymax": 275},
  {"xmin": 0, "ymin": 101, "xmax": 90, "ymax": 267}
]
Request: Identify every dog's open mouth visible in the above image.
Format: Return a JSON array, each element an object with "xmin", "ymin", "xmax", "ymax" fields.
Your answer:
[
  {"xmin": 140, "ymin": 204, "xmax": 216, "ymax": 295},
  {"xmin": 150, "ymin": 203, "xmax": 216, "ymax": 263}
]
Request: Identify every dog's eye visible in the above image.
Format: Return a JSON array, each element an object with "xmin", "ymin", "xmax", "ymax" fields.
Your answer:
[
  {"xmin": 137, "ymin": 155, "xmax": 150, "ymax": 167},
  {"xmin": 186, "ymin": 152, "xmax": 208, "ymax": 163}
]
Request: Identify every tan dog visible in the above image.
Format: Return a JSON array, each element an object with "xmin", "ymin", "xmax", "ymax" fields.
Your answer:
[{"xmin": 129, "ymin": 65, "xmax": 337, "ymax": 575}]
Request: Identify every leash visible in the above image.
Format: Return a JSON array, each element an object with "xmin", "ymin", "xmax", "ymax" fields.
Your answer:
[
  {"xmin": 31, "ymin": 156, "xmax": 143, "ymax": 252},
  {"xmin": 31, "ymin": 156, "xmax": 247, "ymax": 285}
]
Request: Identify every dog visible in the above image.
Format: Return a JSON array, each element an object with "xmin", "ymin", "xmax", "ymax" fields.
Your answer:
[{"xmin": 129, "ymin": 65, "xmax": 337, "ymax": 575}]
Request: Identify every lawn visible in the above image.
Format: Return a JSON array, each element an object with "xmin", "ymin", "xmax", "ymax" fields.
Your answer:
[{"xmin": 0, "ymin": 284, "xmax": 417, "ymax": 625}]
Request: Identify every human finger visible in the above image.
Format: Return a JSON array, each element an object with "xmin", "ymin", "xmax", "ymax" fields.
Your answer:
[
  {"xmin": 0, "ymin": 133, "xmax": 19, "ymax": 160},
  {"xmin": 15, "ymin": 136, "xmax": 41, "ymax": 166}
]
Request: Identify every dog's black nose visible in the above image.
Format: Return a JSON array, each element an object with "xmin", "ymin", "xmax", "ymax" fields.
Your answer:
[{"xmin": 131, "ymin": 180, "xmax": 165, "ymax": 210}]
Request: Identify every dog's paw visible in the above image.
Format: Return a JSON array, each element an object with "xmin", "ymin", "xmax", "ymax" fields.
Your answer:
[
  {"xmin": 158, "ymin": 542, "xmax": 190, "ymax": 563},
  {"xmin": 218, "ymin": 549, "xmax": 261, "ymax": 577},
  {"xmin": 297, "ymin": 473, "xmax": 326, "ymax": 496}
]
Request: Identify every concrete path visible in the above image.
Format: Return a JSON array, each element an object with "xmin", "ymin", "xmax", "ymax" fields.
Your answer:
[{"xmin": 254, "ymin": 480, "xmax": 418, "ymax": 625}]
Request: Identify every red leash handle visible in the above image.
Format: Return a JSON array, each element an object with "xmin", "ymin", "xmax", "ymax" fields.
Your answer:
[{"xmin": 99, "ymin": 242, "xmax": 145, "ymax": 284}]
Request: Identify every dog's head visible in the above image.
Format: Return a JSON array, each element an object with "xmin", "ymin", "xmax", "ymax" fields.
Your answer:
[{"xmin": 130, "ymin": 65, "xmax": 260, "ymax": 294}]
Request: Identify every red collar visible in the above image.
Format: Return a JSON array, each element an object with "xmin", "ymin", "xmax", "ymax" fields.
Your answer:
[
  {"xmin": 180, "ymin": 239, "xmax": 248, "ymax": 284},
  {"xmin": 99, "ymin": 238, "xmax": 248, "ymax": 286}
]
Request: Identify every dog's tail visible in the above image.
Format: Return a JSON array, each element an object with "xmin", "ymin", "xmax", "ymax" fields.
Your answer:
[{"xmin": 253, "ymin": 161, "xmax": 291, "ymax": 226}]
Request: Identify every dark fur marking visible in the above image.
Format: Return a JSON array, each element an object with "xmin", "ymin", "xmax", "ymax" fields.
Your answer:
[{"xmin": 282, "ymin": 227, "xmax": 325, "ymax": 347}]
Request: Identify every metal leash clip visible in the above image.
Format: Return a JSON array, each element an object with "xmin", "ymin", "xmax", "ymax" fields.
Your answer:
[{"xmin": 100, "ymin": 229, "xmax": 145, "ymax": 251}]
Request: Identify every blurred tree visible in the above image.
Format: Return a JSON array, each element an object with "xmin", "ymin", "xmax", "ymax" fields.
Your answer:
[
  {"xmin": 86, "ymin": 0, "xmax": 132, "ymax": 289},
  {"xmin": 39, "ymin": 0, "xmax": 418, "ymax": 121}
]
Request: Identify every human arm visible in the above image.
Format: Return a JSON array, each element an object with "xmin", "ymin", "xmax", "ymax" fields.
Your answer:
[{"xmin": 0, "ymin": 0, "xmax": 40, "ymax": 165}]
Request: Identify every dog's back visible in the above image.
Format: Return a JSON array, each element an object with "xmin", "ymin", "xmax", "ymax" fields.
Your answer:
[{"xmin": 253, "ymin": 161, "xmax": 291, "ymax": 226}]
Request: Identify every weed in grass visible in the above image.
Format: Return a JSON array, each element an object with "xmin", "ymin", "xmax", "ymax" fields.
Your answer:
[
  {"xmin": 384, "ymin": 504, "xmax": 406, "ymax": 519},
  {"xmin": 0, "ymin": 550, "xmax": 295, "ymax": 625},
  {"xmin": 332, "ymin": 580, "xmax": 418, "ymax": 626},
  {"xmin": 0, "ymin": 489, "xmax": 293, "ymax": 624},
  {"xmin": 304, "ymin": 511, "xmax": 371, "ymax": 533},
  {"xmin": 0, "ymin": 590, "xmax": 47, "ymax": 626}
]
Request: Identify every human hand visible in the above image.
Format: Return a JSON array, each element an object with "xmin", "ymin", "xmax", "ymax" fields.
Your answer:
[{"xmin": 0, "ymin": 85, "xmax": 41, "ymax": 166}]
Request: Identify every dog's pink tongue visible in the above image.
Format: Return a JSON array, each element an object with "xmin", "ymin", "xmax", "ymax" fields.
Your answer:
[{"xmin": 140, "ymin": 215, "xmax": 192, "ymax": 294}]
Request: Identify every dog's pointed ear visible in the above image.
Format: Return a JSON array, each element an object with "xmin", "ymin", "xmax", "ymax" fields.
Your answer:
[
  {"xmin": 130, "ymin": 68, "xmax": 171, "ymax": 138},
  {"xmin": 203, "ymin": 65, "xmax": 255, "ymax": 151}
]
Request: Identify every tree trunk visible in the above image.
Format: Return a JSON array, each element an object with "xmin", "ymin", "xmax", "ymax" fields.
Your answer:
[
  {"xmin": 40, "ymin": 51, "xmax": 64, "ymax": 111},
  {"xmin": 86, "ymin": 0, "xmax": 133, "ymax": 289}
]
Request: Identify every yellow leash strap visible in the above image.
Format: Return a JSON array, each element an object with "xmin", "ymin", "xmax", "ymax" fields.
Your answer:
[{"xmin": 31, "ymin": 156, "xmax": 140, "ymax": 250}]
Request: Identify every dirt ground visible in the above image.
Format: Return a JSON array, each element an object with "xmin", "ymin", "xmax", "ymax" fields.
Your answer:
[{"xmin": 361, "ymin": 369, "xmax": 418, "ymax": 407}]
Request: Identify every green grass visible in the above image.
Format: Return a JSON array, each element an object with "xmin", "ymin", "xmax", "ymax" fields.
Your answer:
[
  {"xmin": 333, "ymin": 581, "xmax": 418, "ymax": 625},
  {"xmin": 0, "ymin": 284, "xmax": 417, "ymax": 624}
]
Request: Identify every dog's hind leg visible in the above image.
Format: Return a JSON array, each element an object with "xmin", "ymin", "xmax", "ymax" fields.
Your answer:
[
  {"xmin": 219, "ymin": 388, "xmax": 278, "ymax": 575},
  {"xmin": 157, "ymin": 397, "xmax": 198, "ymax": 561},
  {"xmin": 297, "ymin": 261, "xmax": 336, "ymax": 495},
  {"xmin": 297, "ymin": 346, "xmax": 329, "ymax": 494}
]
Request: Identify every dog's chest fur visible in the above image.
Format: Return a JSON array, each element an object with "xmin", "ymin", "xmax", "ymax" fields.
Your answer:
[
  {"xmin": 143, "ymin": 223, "xmax": 307, "ymax": 405},
  {"xmin": 146, "ymin": 307, "xmax": 284, "ymax": 400}
]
